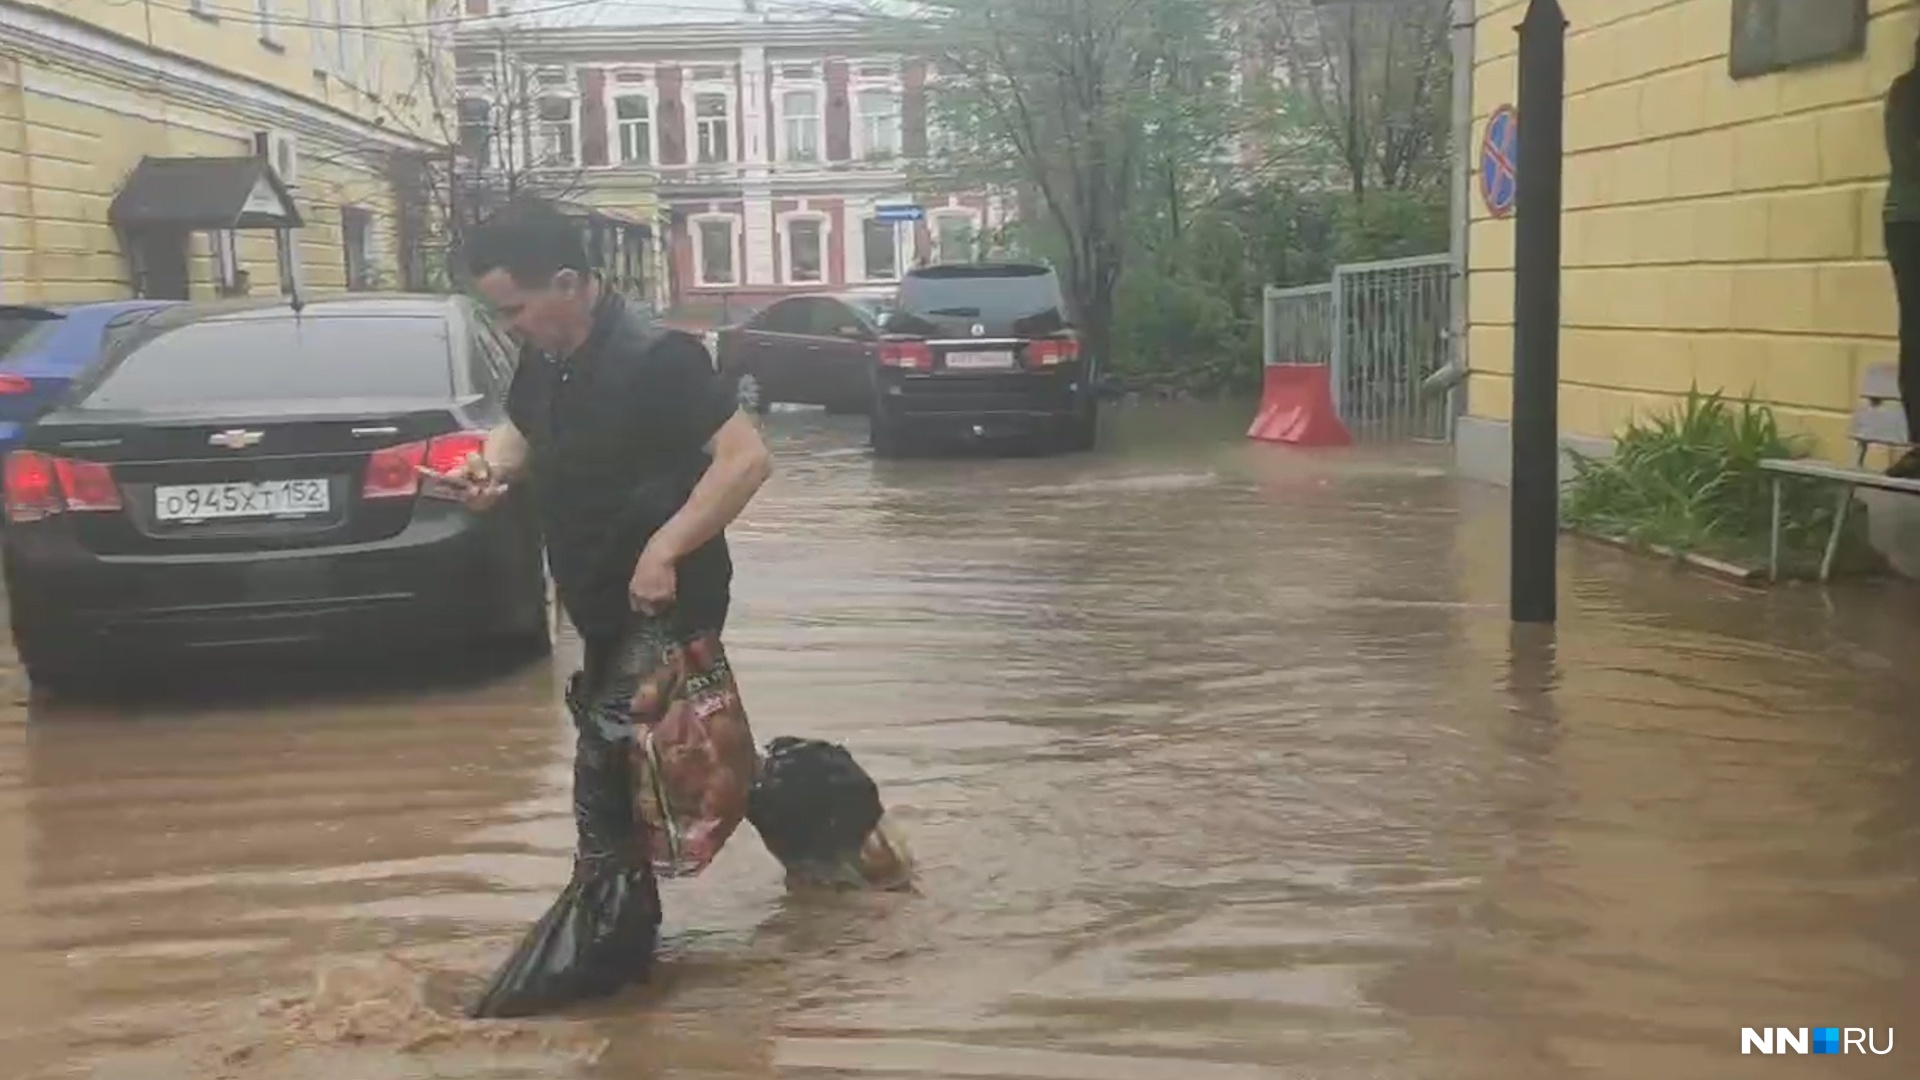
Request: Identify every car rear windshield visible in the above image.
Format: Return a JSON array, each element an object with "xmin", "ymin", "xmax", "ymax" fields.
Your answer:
[
  {"xmin": 79, "ymin": 315, "xmax": 454, "ymax": 409},
  {"xmin": 0, "ymin": 310, "xmax": 63, "ymax": 364},
  {"xmin": 897, "ymin": 266, "xmax": 1066, "ymax": 322}
]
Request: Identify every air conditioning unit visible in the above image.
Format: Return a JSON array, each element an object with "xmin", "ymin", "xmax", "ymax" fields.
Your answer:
[{"xmin": 252, "ymin": 129, "xmax": 300, "ymax": 188}]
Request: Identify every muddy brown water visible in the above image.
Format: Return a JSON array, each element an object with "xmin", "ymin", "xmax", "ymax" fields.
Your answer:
[{"xmin": 1, "ymin": 402, "xmax": 1917, "ymax": 1079}]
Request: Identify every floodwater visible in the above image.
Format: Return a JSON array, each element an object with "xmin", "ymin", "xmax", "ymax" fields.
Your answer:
[{"xmin": 1, "ymin": 402, "xmax": 1916, "ymax": 1080}]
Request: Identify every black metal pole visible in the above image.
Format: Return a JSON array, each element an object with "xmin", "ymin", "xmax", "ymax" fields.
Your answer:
[{"xmin": 1509, "ymin": 0, "xmax": 1566, "ymax": 625}]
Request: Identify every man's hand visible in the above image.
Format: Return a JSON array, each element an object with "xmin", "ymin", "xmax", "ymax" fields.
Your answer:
[
  {"xmin": 629, "ymin": 542, "xmax": 677, "ymax": 613},
  {"xmin": 422, "ymin": 452, "xmax": 511, "ymax": 512}
]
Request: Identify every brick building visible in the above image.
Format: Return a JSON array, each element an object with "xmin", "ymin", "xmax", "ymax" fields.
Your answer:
[{"xmin": 455, "ymin": 6, "xmax": 1005, "ymax": 322}]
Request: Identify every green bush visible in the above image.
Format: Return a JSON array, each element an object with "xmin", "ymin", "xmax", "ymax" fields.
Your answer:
[{"xmin": 1560, "ymin": 389, "xmax": 1881, "ymax": 577}]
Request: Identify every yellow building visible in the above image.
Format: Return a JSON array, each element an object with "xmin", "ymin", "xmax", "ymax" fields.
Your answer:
[
  {"xmin": 0, "ymin": 0, "xmax": 456, "ymax": 304},
  {"xmin": 1458, "ymin": 0, "xmax": 1920, "ymax": 478}
]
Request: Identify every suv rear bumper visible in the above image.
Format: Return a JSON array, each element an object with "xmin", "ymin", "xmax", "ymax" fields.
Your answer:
[{"xmin": 873, "ymin": 367, "xmax": 1089, "ymax": 435}]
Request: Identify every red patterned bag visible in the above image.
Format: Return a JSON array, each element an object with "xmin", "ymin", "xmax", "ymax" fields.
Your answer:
[{"xmin": 628, "ymin": 630, "xmax": 759, "ymax": 877}]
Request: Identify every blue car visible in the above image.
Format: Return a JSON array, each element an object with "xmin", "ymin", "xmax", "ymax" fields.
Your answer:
[{"xmin": 0, "ymin": 300, "xmax": 180, "ymax": 454}]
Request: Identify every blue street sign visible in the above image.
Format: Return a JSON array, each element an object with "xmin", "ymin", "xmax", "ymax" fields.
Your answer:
[
  {"xmin": 873, "ymin": 203, "xmax": 924, "ymax": 223},
  {"xmin": 1479, "ymin": 105, "xmax": 1518, "ymax": 219}
]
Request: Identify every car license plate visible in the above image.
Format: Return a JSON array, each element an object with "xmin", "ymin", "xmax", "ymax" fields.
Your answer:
[
  {"xmin": 944, "ymin": 350, "xmax": 1015, "ymax": 370},
  {"xmin": 154, "ymin": 479, "xmax": 331, "ymax": 522}
]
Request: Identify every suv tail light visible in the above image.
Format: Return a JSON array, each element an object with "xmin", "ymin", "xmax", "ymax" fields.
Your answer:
[
  {"xmin": 362, "ymin": 432, "xmax": 487, "ymax": 500},
  {"xmin": 878, "ymin": 341, "xmax": 933, "ymax": 371},
  {"xmin": 1025, "ymin": 336, "xmax": 1081, "ymax": 366},
  {"xmin": 4, "ymin": 450, "xmax": 122, "ymax": 522}
]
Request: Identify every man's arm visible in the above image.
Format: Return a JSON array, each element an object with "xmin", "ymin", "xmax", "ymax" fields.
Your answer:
[{"xmin": 644, "ymin": 410, "xmax": 773, "ymax": 563}]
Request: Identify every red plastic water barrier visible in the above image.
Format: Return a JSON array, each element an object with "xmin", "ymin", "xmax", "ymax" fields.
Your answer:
[{"xmin": 1246, "ymin": 363, "xmax": 1352, "ymax": 446}]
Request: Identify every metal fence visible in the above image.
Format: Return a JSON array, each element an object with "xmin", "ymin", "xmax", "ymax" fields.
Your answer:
[{"xmin": 1262, "ymin": 253, "xmax": 1454, "ymax": 442}]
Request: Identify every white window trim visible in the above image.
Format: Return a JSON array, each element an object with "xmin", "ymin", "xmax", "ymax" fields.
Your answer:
[
  {"xmin": 846, "ymin": 204, "xmax": 907, "ymax": 284},
  {"xmin": 607, "ymin": 68, "xmax": 658, "ymax": 167},
  {"xmin": 684, "ymin": 79, "xmax": 738, "ymax": 166},
  {"xmin": 775, "ymin": 210, "xmax": 831, "ymax": 285},
  {"xmin": 772, "ymin": 78, "xmax": 826, "ymax": 165},
  {"xmin": 850, "ymin": 77, "xmax": 904, "ymax": 162},
  {"xmin": 690, "ymin": 212, "xmax": 741, "ymax": 287},
  {"xmin": 255, "ymin": 0, "xmax": 280, "ymax": 44},
  {"xmin": 535, "ymin": 91, "xmax": 581, "ymax": 168},
  {"xmin": 609, "ymin": 89, "xmax": 658, "ymax": 166},
  {"xmin": 929, "ymin": 207, "xmax": 982, "ymax": 263}
]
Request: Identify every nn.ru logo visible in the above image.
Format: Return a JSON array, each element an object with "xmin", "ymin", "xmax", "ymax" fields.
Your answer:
[{"xmin": 1741, "ymin": 1028, "xmax": 1894, "ymax": 1055}]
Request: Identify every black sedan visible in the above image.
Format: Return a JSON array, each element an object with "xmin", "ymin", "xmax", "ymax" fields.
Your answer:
[
  {"xmin": 713, "ymin": 292, "xmax": 893, "ymax": 414},
  {"xmin": 2, "ymin": 295, "xmax": 550, "ymax": 692}
]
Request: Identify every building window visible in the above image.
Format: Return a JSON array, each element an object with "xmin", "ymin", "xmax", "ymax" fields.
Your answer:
[
  {"xmin": 781, "ymin": 90, "xmax": 821, "ymax": 163},
  {"xmin": 333, "ymin": 0, "xmax": 351, "ymax": 74},
  {"xmin": 861, "ymin": 217, "xmax": 898, "ymax": 281},
  {"xmin": 537, "ymin": 97, "xmax": 576, "ymax": 165},
  {"xmin": 615, "ymin": 95, "xmax": 652, "ymax": 164},
  {"xmin": 341, "ymin": 207, "xmax": 374, "ymax": 290},
  {"xmin": 783, "ymin": 216, "xmax": 826, "ymax": 283},
  {"xmin": 189, "ymin": 0, "xmax": 213, "ymax": 15},
  {"xmin": 211, "ymin": 230, "xmax": 242, "ymax": 295},
  {"xmin": 931, "ymin": 212, "xmax": 978, "ymax": 263},
  {"xmin": 694, "ymin": 93, "xmax": 731, "ymax": 164},
  {"xmin": 308, "ymin": 0, "xmax": 327, "ymax": 71},
  {"xmin": 256, "ymin": 0, "xmax": 279, "ymax": 43},
  {"xmin": 694, "ymin": 217, "xmax": 737, "ymax": 286},
  {"xmin": 457, "ymin": 98, "xmax": 492, "ymax": 164},
  {"xmin": 856, "ymin": 89, "xmax": 900, "ymax": 160}
]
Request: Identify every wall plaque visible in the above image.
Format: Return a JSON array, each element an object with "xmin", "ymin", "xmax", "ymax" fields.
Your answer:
[{"xmin": 1730, "ymin": 0, "xmax": 1868, "ymax": 81}]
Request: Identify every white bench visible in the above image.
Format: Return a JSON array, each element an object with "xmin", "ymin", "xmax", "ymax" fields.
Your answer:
[{"xmin": 1759, "ymin": 363, "xmax": 1920, "ymax": 582}]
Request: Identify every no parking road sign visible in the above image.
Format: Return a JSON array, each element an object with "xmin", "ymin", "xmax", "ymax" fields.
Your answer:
[{"xmin": 1480, "ymin": 105, "xmax": 1517, "ymax": 219}]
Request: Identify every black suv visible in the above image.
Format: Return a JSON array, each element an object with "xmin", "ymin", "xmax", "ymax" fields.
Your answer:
[{"xmin": 868, "ymin": 262, "xmax": 1100, "ymax": 456}]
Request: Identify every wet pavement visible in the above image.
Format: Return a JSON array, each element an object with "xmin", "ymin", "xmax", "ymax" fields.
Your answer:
[{"xmin": 1, "ymin": 401, "xmax": 1916, "ymax": 1079}]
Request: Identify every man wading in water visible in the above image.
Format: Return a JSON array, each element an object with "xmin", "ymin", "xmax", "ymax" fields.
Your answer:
[{"xmin": 441, "ymin": 198, "xmax": 773, "ymax": 1004}]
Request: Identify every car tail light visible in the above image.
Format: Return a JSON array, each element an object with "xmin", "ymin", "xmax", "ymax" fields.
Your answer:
[
  {"xmin": 361, "ymin": 432, "xmax": 486, "ymax": 500},
  {"xmin": 424, "ymin": 430, "xmax": 487, "ymax": 476},
  {"xmin": 4, "ymin": 451, "xmax": 59, "ymax": 522},
  {"xmin": 4, "ymin": 450, "xmax": 120, "ymax": 522},
  {"xmin": 361, "ymin": 440, "xmax": 428, "ymax": 499},
  {"xmin": 879, "ymin": 341, "xmax": 933, "ymax": 371},
  {"xmin": 0, "ymin": 374, "xmax": 31, "ymax": 395},
  {"xmin": 54, "ymin": 458, "xmax": 122, "ymax": 512},
  {"xmin": 1026, "ymin": 336, "xmax": 1081, "ymax": 366}
]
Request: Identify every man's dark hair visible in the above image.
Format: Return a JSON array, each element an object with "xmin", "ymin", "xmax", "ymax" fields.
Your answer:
[{"xmin": 463, "ymin": 197, "xmax": 588, "ymax": 287}]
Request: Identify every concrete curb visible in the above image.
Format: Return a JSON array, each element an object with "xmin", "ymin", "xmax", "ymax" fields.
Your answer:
[{"xmin": 1560, "ymin": 525, "xmax": 1767, "ymax": 584}]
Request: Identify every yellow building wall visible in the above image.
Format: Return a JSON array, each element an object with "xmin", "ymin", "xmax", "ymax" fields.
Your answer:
[
  {"xmin": 13, "ymin": 0, "xmax": 442, "ymax": 135},
  {"xmin": 1, "ymin": 1, "xmax": 453, "ymax": 304},
  {"xmin": 1467, "ymin": 0, "xmax": 1920, "ymax": 463}
]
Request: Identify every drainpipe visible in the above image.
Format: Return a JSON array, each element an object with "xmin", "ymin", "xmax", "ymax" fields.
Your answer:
[{"xmin": 1446, "ymin": 0, "xmax": 1474, "ymax": 422}]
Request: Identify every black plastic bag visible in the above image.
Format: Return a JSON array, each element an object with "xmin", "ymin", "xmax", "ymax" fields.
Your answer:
[
  {"xmin": 469, "ymin": 653, "xmax": 663, "ymax": 1019},
  {"xmin": 747, "ymin": 736, "xmax": 913, "ymax": 891}
]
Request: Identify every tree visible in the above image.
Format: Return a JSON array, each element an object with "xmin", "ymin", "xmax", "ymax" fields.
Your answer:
[
  {"xmin": 1246, "ymin": 0, "xmax": 1453, "ymax": 198},
  {"xmin": 900, "ymin": 0, "xmax": 1239, "ymax": 367}
]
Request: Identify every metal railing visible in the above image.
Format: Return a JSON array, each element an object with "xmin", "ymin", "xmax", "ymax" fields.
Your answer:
[{"xmin": 1262, "ymin": 252, "xmax": 1455, "ymax": 443}]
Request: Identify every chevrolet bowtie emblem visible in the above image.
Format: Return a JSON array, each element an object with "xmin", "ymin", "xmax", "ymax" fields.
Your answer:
[{"xmin": 209, "ymin": 429, "xmax": 263, "ymax": 449}]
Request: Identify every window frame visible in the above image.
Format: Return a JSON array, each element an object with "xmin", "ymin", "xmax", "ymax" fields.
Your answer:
[
  {"xmin": 851, "ymin": 211, "xmax": 903, "ymax": 284},
  {"xmin": 613, "ymin": 92, "xmax": 655, "ymax": 165},
  {"xmin": 777, "ymin": 210, "xmax": 831, "ymax": 285},
  {"xmin": 685, "ymin": 76, "xmax": 737, "ymax": 166},
  {"xmin": 690, "ymin": 213, "xmax": 741, "ymax": 287}
]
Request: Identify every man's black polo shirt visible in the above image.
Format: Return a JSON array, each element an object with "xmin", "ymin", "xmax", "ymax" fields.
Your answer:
[{"xmin": 505, "ymin": 289, "xmax": 739, "ymax": 641}]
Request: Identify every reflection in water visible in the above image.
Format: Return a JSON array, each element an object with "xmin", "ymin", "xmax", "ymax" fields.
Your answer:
[{"xmin": 0, "ymin": 401, "xmax": 1916, "ymax": 1079}]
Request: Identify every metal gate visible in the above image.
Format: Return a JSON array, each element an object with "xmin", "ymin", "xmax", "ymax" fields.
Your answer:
[{"xmin": 1262, "ymin": 253, "xmax": 1453, "ymax": 442}]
